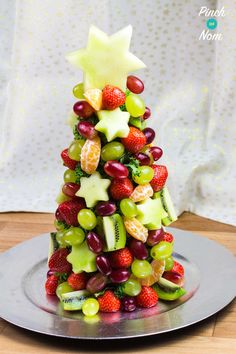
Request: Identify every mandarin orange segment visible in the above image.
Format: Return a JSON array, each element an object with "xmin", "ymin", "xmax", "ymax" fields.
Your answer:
[
  {"xmin": 130, "ymin": 183, "xmax": 153, "ymax": 203},
  {"xmin": 80, "ymin": 136, "xmax": 101, "ymax": 174},
  {"xmin": 140, "ymin": 259, "xmax": 165, "ymax": 286},
  {"xmin": 84, "ymin": 88, "xmax": 103, "ymax": 111},
  {"xmin": 124, "ymin": 217, "xmax": 148, "ymax": 243}
]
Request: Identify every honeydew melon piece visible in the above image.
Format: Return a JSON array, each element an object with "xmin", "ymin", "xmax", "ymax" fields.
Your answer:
[
  {"xmin": 96, "ymin": 108, "xmax": 130, "ymax": 142},
  {"xmin": 67, "ymin": 240, "xmax": 97, "ymax": 273},
  {"xmin": 66, "ymin": 25, "xmax": 146, "ymax": 91},
  {"xmin": 76, "ymin": 172, "xmax": 111, "ymax": 208},
  {"xmin": 136, "ymin": 197, "xmax": 167, "ymax": 230}
]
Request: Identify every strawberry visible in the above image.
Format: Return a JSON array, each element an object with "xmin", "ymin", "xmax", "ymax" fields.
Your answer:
[
  {"xmin": 67, "ymin": 272, "xmax": 87, "ymax": 290},
  {"xmin": 98, "ymin": 290, "xmax": 121, "ymax": 312},
  {"xmin": 109, "ymin": 177, "xmax": 133, "ymax": 200},
  {"xmin": 48, "ymin": 248, "xmax": 72, "ymax": 273},
  {"xmin": 163, "ymin": 232, "xmax": 174, "ymax": 243},
  {"xmin": 102, "ymin": 85, "xmax": 126, "ymax": 110},
  {"xmin": 172, "ymin": 260, "xmax": 184, "ymax": 277},
  {"xmin": 61, "ymin": 148, "xmax": 78, "ymax": 170},
  {"xmin": 58, "ymin": 199, "xmax": 86, "ymax": 226},
  {"xmin": 136, "ymin": 286, "xmax": 158, "ymax": 308},
  {"xmin": 45, "ymin": 274, "xmax": 59, "ymax": 295},
  {"xmin": 150, "ymin": 165, "xmax": 168, "ymax": 192},
  {"xmin": 109, "ymin": 247, "xmax": 133, "ymax": 268},
  {"xmin": 121, "ymin": 127, "xmax": 146, "ymax": 153}
]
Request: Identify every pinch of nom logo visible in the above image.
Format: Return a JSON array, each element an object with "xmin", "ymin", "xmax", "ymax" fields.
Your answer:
[{"xmin": 199, "ymin": 6, "xmax": 225, "ymax": 40}]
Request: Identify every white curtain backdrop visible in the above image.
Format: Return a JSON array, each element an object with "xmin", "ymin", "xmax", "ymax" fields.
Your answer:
[{"xmin": 0, "ymin": 0, "xmax": 236, "ymax": 225}]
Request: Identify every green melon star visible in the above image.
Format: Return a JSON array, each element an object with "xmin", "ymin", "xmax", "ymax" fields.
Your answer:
[
  {"xmin": 66, "ymin": 25, "xmax": 146, "ymax": 91},
  {"xmin": 67, "ymin": 240, "xmax": 97, "ymax": 273},
  {"xmin": 95, "ymin": 108, "xmax": 130, "ymax": 141},
  {"xmin": 75, "ymin": 172, "xmax": 111, "ymax": 208},
  {"xmin": 136, "ymin": 197, "xmax": 168, "ymax": 230}
]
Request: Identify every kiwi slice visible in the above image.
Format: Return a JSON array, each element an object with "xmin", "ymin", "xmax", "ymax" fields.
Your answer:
[
  {"xmin": 153, "ymin": 278, "xmax": 186, "ymax": 301},
  {"xmin": 158, "ymin": 277, "xmax": 180, "ymax": 291},
  {"xmin": 61, "ymin": 290, "xmax": 89, "ymax": 311},
  {"xmin": 129, "ymin": 117, "xmax": 143, "ymax": 129},
  {"xmin": 103, "ymin": 214, "xmax": 126, "ymax": 251},
  {"xmin": 48, "ymin": 232, "xmax": 59, "ymax": 263},
  {"xmin": 154, "ymin": 187, "xmax": 177, "ymax": 226}
]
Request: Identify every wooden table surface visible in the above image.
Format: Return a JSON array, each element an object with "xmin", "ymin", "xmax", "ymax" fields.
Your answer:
[{"xmin": 0, "ymin": 212, "xmax": 235, "ymax": 354}]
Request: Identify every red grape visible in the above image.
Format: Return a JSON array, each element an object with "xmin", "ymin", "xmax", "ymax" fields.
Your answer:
[
  {"xmin": 143, "ymin": 128, "xmax": 155, "ymax": 144},
  {"xmin": 104, "ymin": 161, "xmax": 129, "ymax": 179},
  {"xmin": 77, "ymin": 121, "xmax": 97, "ymax": 139},
  {"xmin": 109, "ymin": 269, "xmax": 130, "ymax": 283},
  {"xmin": 73, "ymin": 101, "xmax": 94, "ymax": 118},
  {"xmin": 86, "ymin": 273, "xmax": 107, "ymax": 293},
  {"xmin": 129, "ymin": 239, "xmax": 148, "ymax": 260},
  {"xmin": 95, "ymin": 201, "xmax": 116, "ymax": 216},
  {"xmin": 122, "ymin": 296, "xmax": 136, "ymax": 312},
  {"xmin": 96, "ymin": 255, "xmax": 112, "ymax": 275},
  {"xmin": 47, "ymin": 270, "xmax": 55, "ymax": 278},
  {"xmin": 143, "ymin": 107, "xmax": 151, "ymax": 120},
  {"xmin": 134, "ymin": 152, "xmax": 151, "ymax": 166},
  {"xmin": 150, "ymin": 147, "xmax": 163, "ymax": 161},
  {"xmin": 147, "ymin": 228, "xmax": 164, "ymax": 246},
  {"xmin": 127, "ymin": 75, "xmax": 144, "ymax": 94},
  {"xmin": 55, "ymin": 208, "xmax": 64, "ymax": 222},
  {"xmin": 62, "ymin": 182, "xmax": 80, "ymax": 197},
  {"xmin": 86, "ymin": 232, "xmax": 104, "ymax": 253}
]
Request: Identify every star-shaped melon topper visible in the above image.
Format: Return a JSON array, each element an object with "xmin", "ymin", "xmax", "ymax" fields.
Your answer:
[
  {"xmin": 136, "ymin": 197, "xmax": 168, "ymax": 230},
  {"xmin": 66, "ymin": 25, "xmax": 146, "ymax": 91},
  {"xmin": 76, "ymin": 172, "xmax": 111, "ymax": 208},
  {"xmin": 96, "ymin": 108, "xmax": 130, "ymax": 141}
]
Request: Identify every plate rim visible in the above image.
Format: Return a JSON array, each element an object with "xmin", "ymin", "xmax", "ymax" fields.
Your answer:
[{"xmin": 0, "ymin": 228, "xmax": 235, "ymax": 340}]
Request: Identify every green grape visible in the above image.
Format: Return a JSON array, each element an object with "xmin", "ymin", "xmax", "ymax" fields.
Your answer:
[
  {"xmin": 151, "ymin": 241, "xmax": 173, "ymax": 260},
  {"xmin": 64, "ymin": 227, "xmax": 85, "ymax": 246},
  {"xmin": 64, "ymin": 169, "xmax": 77, "ymax": 183},
  {"xmin": 73, "ymin": 83, "xmax": 84, "ymax": 99},
  {"xmin": 131, "ymin": 260, "xmax": 152, "ymax": 278},
  {"xmin": 101, "ymin": 142, "xmax": 125, "ymax": 161},
  {"xmin": 56, "ymin": 282, "xmax": 73, "ymax": 300},
  {"xmin": 55, "ymin": 191, "xmax": 70, "ymax": 204},
  {"xmin": 68, "ymin": 140, "xmax": 85, "ymax": 161},
  {"xmin": 120, "ymin": 198, "xmax": 138, "ymax": 218},
  {"xmin": 125, "ymin": 94, "xmax": 146, "ymax": 117},
  {"xmin": 122, "ymin": 278, "xmax": 141, "ymax": 296},
  {"xmin": 165, "ymin": 256, "xmax": 174, "ymax": 271},
  {"xmin": 82, "ymin": 298, "xmax": 99, "ymax": 317},
  {"xmin": 67, "ymin": 112, "xmax": 79, "ymax": 129},
  {"xmin": 132, "ymin": 166, "xmax": 154, "ymax": 185},
  {"xmin": 54, "ymin": 219, "xmax": 65, "ymax": 231},
  {"xmin": 78, "ymin": 209, "xmax": 97, "ymax": 230},
  {"xmin": 56, "ymin": 230, "xmax": 67, "ymax": 248}
]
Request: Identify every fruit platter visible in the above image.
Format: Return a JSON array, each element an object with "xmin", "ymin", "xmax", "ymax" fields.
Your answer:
[
  {"xmin": 0, "ymin": 25, "xmax": 235, "ymax": 339},
  {"xmin": 45, "ymin": 24, "xmax": 187, "ymax": 316}
]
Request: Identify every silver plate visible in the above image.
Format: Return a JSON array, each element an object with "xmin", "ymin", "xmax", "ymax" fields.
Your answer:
[{"xmin": 0, "ymin": 228, "xmax": 235, "ymax": 339}]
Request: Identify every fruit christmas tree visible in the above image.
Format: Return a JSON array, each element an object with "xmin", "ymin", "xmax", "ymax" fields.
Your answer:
[{"xmin": 45, "ymin": 25, "xmax": 186, "ymax": 316}]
